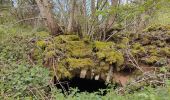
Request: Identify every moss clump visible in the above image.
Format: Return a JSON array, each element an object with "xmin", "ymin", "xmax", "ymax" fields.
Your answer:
[
  {"xmin": 31, "ymin": 48, "xmax": 43, "ymax": 64},
  {"xmin": 131, "ymin": 43, "xmax": 146, "ymax": 56},
  {"xmin": 66, "ymin": 58, "xmax": 95, "ymax": 69},
  {"xmin": 117, "ymin": 43, "xmax": 127, "ymax": 49},
  {"xmin": 116, "ymin": 37, "xmax": 129, "ymax": 49},
  {"xmin": 93, "ymin": 41, "xmax": 115, "ymax": 51},
  {"xmin": 54, "ymin": 35, "xmax": 79, "ymax": 43},
  {"xmin": 121, "ymin": 37, "xmax": 129, "ymax": 44},
  {"xmin": 145, "ymin": 45, "xmax": 159, "ymax": 56},
  {"xmin": 35, "ymin": 31, "xmax": 50, "ymax": 39},
  {"xmin": 57, "ymin": 64, "xmax": 72, "ymax": 78},
  {"xmin": 96, "ymin": 52, "xmax": 106, "ymax": 60},
  {"xmin": 94, "ymin": 41, "xmax": 124, "ymax": 71},
  {"xmin": 160, "ymin": 47, "xmax": 170, "ymax": 57},
  {"xmin": 69, "ymin": 48, "xmax": 92, "ymax": 58},
  {"xmin": 132, "ymin": 43, "xmax": 144, "ymax": 50},
  {"xmin": 141, "ymin": 56, "xmax": 159, "ymax": 65},
  {"xmin": 44, "ymin": 51, "xmax": 56, "ymax": 59},
  {"xmin": 36, "ymin": 40, "xmax": 47, "ymax": 49},
  {"xmin": 106, "ymin": 51, "xmax": 124, "ymax": 65},
  {"xmin": 32, "ymin": 48, "xmax": 42, "ymax": 60},
  {"xmin": 46, "ymin": 44, "xmax": 55, "ymax": 51},
  {"xmin": 66, "ymin": 41, "xmax": 92, "ymax": 58}
]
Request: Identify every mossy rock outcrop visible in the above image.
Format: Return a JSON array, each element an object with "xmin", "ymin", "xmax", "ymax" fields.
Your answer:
[
  {"xmin": 31, "ymin": 24, "xmax": 170, "ymax": 82},
  {"xmin": 32, "ymin": 34, "xmax": 125, "ymax": 80}
]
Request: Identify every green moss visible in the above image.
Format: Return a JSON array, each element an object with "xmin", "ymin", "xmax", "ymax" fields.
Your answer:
[
  {"xmin": 95, "ymin": 50, "xmax": 124, "ymax": 71},
  {"xmin": 160, "ymin": 47, "xmax": 170, "ymax": 57},
  {"xmin": 147, "ymin": 46, "xmax": 159, "ymax": 56},
  {"xmin": 105, "ymin": 51, "xmax": 124, "ymax": 65},
  {"xmin": 116, "ymin": 37, "xmax": 129, "ymax": 49},
  {"xmin": 121, "ymin": 37, "xmax": 129, "ymax": 44},
  {"xmin": 32, "ymin": 48, "xmax": 42, "ymax": 60},
  {"xmin": 70, "ymin": 48, "xmax": 92, "ymax": 58},
  {"xmin": 33, "ymin": 34, "xmax": 127, "ymax": 78},
  {"xmin": 96, "ymin": 52, "xmax": 106, "ymax": 60},
  {"xmin": 114, "ymin": 52, "xmax": 124, "ymax": 67},
  {"xmin": 93, "ymin": 41, "xmax": 115, "ymax": 51},
  {"xmin": 44, "ymin": 51, "xmax": 56, "ymax": 59},
  {"xmin": 31, "ymin": 48, "xmax": 43, "ymax": 64},
  {"xmin": 66, "ymin": 58, "xmax": 95, "ymax": 69},
  {"xmin": 132, "ymin": 43, "xmax": 142, "ymax": 50},
  {"xmin": 163, "ymin": 24, "xmax": 170, "ymax": 30},
  {"xmin": 96, "ymin": 61, "xmax": 110, "ymax": 73},
  {"xmin": 117, "ymin": 43, "xmax": 127, "ymax": 49},
  {"xmin": 35, "ymin": 31, "xmax": 50, "ymax": 38},
  {"xmin": 65, "ymin": 41, "xmax": 93, "ymax": 57},
  {"xmin": 131, "ymin": 43, "xmax": 146, "ymax": 56},
  {"xmin": 54, "ymin": 35, "xmax": 79, "ymax": 43},
  {"xmin": 57, "ymin": 63, "xmax": 72, "ymax": 78},
  {"xmin": 36, "ymin": 40, "xmax": 47, "ymax": 49},
  {"xmin": 142, "ymin": 56, "xmax": 159, "ymax": 65},
  {"xmin": 46, "ymin": 44, "xmax": 55, "ymax": 51},
  {"xmin": 107, "ymin": 51, "xmax": 124, "ymax": 71},
  {"xmin": 92, "ymin": 41, "xmax": 124, "ymax": 71}
]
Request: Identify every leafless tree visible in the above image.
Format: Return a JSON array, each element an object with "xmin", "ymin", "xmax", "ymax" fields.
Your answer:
[{"xmin": 35, "ymin": 0, "xmax": 62, "ymax": 35}]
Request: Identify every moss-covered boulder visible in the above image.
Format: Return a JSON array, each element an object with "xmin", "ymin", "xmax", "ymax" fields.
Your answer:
[{"xmin": 31, "ymin": 34, "xmax": 126, "ymax": 79}]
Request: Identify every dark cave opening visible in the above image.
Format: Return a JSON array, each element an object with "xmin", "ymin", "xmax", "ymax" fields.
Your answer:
[{"xmin": 55, "ymin": 76, "xmax": 108, "ymax": 94}]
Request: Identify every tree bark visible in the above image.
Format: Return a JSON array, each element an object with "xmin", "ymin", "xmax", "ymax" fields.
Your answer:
[
  {"xmin": 82, "ymin": 0, "xmax": 87, "ymax": 35},
  {"xmin": 67, "ymin": 0, "xmax": 76, "ymax": 33},
  {"xmin": 91, "ymin": 0, "xmax": 96, "ymax": 17},
  {"xmin": 35, "ymin": 0, "xmax": 62, "ymax": 35},
  {"xmin": 82, "ymin": 0, "xmax": 87, "ymax": 17}
]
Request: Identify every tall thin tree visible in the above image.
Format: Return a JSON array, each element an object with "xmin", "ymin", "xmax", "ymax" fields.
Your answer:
[
  {"xmin": 35, "ymin": 0, "xmax": 62, "ymax": 35},
  {"xmin": 67, "ymin": 0, "xmax": 76, "ymax": 33}
]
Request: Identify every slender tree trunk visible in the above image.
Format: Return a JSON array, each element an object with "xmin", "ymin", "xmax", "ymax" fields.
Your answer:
[
  {"xmin": 82, "ymin": 0, "xmax": 87, "ymax": 16},
  {"xmin": 67, "ymin": 0, "xmax": 76, "ymax": 33},
  {"xmin": 35, "ymin": 0, "xmax": 62, "ymax": 35},
  {"xmin": 82, "ymin": 0, "xmax": 87, "ymax": 35},
  {"xmin": 91, "ymin": 0, "xmax": 95, "ymax": 17}
]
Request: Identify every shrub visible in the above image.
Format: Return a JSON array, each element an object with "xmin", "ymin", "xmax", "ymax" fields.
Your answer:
[{"xmin": 0, "ymin": 64, "xmax": 51, "ymax": 99}]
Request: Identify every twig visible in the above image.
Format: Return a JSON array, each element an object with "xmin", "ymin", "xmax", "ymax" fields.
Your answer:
[
  {"xmin": 28, "ymin": 88, "xmax": 39, "ymax": 100},
  {"xmin": 105, "ymin": 31, "xmax": 118, "ymax": 41},
  {"xmin": 52, "ymin": 58, "xmax": 68, "ymax": 96}
]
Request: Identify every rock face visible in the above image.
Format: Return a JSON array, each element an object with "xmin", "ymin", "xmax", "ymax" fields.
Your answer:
[{"xmin": 31, "ymin": 24, "xmax": 170, "ymax": 85}]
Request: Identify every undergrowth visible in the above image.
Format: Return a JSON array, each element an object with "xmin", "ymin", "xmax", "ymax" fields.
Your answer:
[{"xmin": 1, "ymin": 63, "xmax": 170, "ymax": 100}]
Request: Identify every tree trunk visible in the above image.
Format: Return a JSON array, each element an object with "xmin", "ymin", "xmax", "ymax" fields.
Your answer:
[
  {"xmin": 82, "ymin": 0, "xmax": 87, "ymax": 35},
  {"xmin": 35, "ymin": 0, "xmax": 62, "ymax": 35},
  {"xmin": 82, "ymin": 0, "xmax": 87, "ymax": 16},
  {"xmin": 67, "ymin": 0, "xmax": 76, "ymax": 33},
  {"xmin": 91, "ymin": 0, "xmax": 95, "ymax": 17}
]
